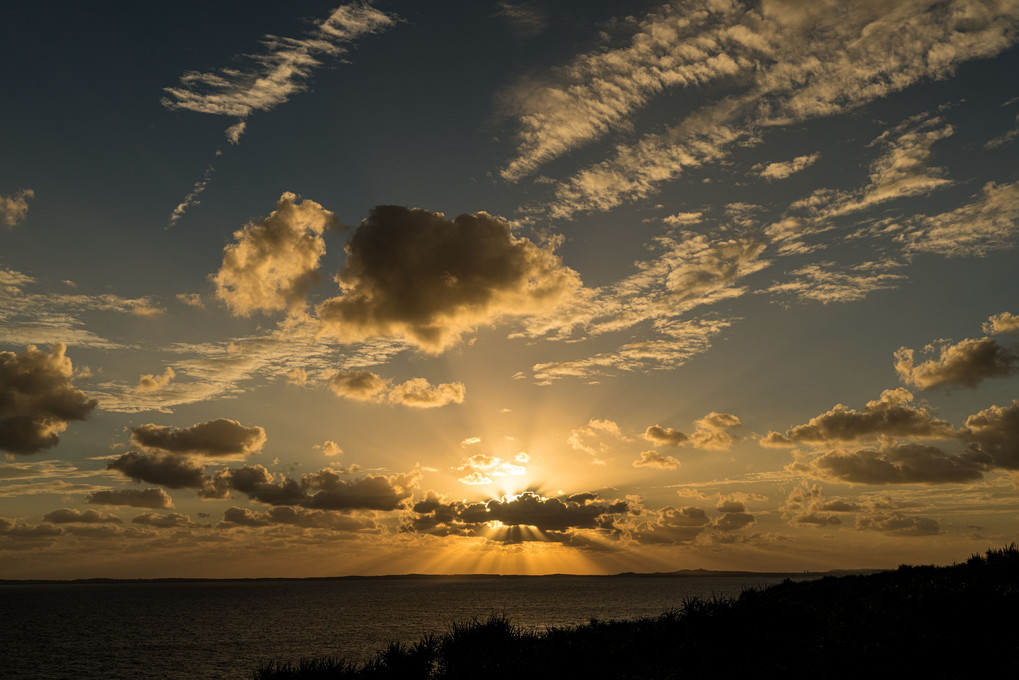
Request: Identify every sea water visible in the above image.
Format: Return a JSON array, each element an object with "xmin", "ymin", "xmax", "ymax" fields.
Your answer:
[{"xmin": 0, "ymin": 575, "xmax": 797, "ymax": 679}]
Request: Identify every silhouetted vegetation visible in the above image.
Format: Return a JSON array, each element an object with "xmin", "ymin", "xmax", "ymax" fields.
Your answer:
[{"xmin": 255, "ymin": 545, "xmax": 1019, "ymax": 679}]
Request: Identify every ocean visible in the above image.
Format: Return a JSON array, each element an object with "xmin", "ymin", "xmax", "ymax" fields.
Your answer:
[{"xmin": 0, "ymin": 575, "xmax": 800, "ymax": 679}]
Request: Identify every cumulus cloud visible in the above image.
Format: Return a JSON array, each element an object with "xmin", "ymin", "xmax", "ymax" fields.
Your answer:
[
  {"xmin": 786, "ymin": 388, "xmax": 956, "ymax": 443},
  {"xmin": 690, "ymin": 412, "xmax": 741, "ymax": 450},
  {"xmin": 408, "ymin": 490, "xmax": 627, "ymax": 541},
  {"xmin": 756, "ymin": 153, "xmax": 820, "ymax": 181},
  {"xmin": 759, "ymin": 431, "xmax": 793, "ymax": 448},
  {"xmin": 317, "ymin": 440, "xmax": 343, "ymax": 457},
  {"xmin": 568, "ymin": 418, "xmax": 628, "ymax": 457},
  {"xmin": 131, "ymin": 512, "xmax": 196, "ymax": 529},
  {"xmin": 0, "ymin": 188, "xmax": 34, "ymax": 227},
  {"xmin": 107, "ymin": 451, "xmax": 207, "ymax": 489},
  {"xmin": 963, "ymin": 400, "xmax": 1019, "ymax": 470},
  {"xmin": 214, "ymin": 192, "xmax": 338, "ymax": 317},
  {"xmin": 632, "ymin": 505, "xmax": 711, "ymax": 545},
  {"xmin": 43, "ymin": 508, "xmax": 121, "ymax": 524},
  {"xmin": 86, "ymin": 488, "xmax": 174, "ymax": 509},
  {"xmin": 130, "ymin": 419, "xmax": 266, "ymax": 457},
  {"xmin": 808, "ymin": 443, "xmax": 984, "ymax": 485},
  {"xmin": 642, "ymin": 425, "xmax": 688, "ymax": 447},
  {"xmin": 0, "ymin": 344, "xmax": 97, "ymax": 455},
  {"xmin": 895, "ymin": 337, "xmax": 1019, "ymax": 390},
  {"xmin": 781, "ymin": 482, "xmax": 859, "ymax": 527},
  {"xmin": 161, "ymin": 3, "xmax": 396, "ymax": 130},
  {"xmin": 457, "ymin": 452, "xmax": 529, "ymax": 485},
  {"xmin": 984, "ymin": 312, "xmax": 1019, "ymax": 335},
  {"xmin": 316, "ymin": 206, "xmax": 580, "ymax": 351},
  {"xmin": 327, "ymin": 370, "xmax": 465, "ymax": 408},
  {"xmin": 135, "ymin": 367, "xmax": 175, "ymax": 393},
  {"xmin": 632, "ymin": 450, "xmax": 681, "ymax": 469}
]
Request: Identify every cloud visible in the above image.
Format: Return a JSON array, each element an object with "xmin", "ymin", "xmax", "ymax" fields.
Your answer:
[
  {"xmin": 135, "ymin": 367, "xmax": 175, "ymax": 393},
  {"xmin": 756, "ymin": 153, "xmax": 820, "ymax": 181},
  {"xmin": 767, "ymin": 260, "xmax": 906, "ymax": 305},
  {"xmin": 519, "ymin": 2, "xmax": 1019, "ymax": 217},
  {"xmin": 130, "ymin": 418, "xmax": 266, "ymax": 457},
  {"xmin": 898, "ymin": 180, "xmax": 1019, "ymax": 256},
  {"xmin": 317, "ymin": 440, "xmax": 343, "ymax": 457},
  {"xmin": 759, "ymin": 431, "xmax": 793, "ymax": 448},
  {"xmin": 221, "ymin": 505, "xmax": 377, "ymax": 531},
  {"xmin": 781, "ymin": 482, "xmax": 859, "ymax": 527},
  {"xmin": 209, "ymin": 464, "xmax": 420, "ymax": 511},
  {"xmin": 43, "ymin": 508, "xmax": 121, "ymax": 524},
  {"xmin": 0, "ymin": 344, "xmax": 97, "ymax": 455},
  {"xmin": 895, "ymin": 337, "xmax": 1019, "ymax": 389},
  {"xmin": 107, "ymin": 451, "xmax": 207, "ymax": 489},
  {"xmin": 161, "ymin": 3, "xmax": 396, "ymax": 127},
  {"xmin": 327, "ymin": 370, "xmax": 466, "ymax": 408},
  {"xmin": 962, "ymin": 400, "xmax": 1019, "ymax": 470},
  {"xmin": 661, "ymin": 212, "xmax": 704, "ymax": 226},
  {"xmin": 166, "ymin": 164, "xmax": 215, "ymax": 229},
  {"xmin": 690, "ymin": 412, "xmax": 740, "ymax": 450},
  {"xmin": 214, "ymin": 192, "xmax": 338, "ymax": 317},
  {"xmin": 495, "ymin": 1, "xmax": 547, "ymax": 39},
  {"xmin": 632, "ymin": 505, "xmax": 711, "ymax": 545},
  {"xmin": 387, "ymin": 378, "xmax": 466, "ymax": 408},
  {"xmin": 317, "ymin": 206, "xmax": 580, "ymax": 351},
  {"xmin": 457, "ymin": 452, "xmax": 529, "ymax": 485},
  {"xmin": 408, "ymin": 490, "xmax": 627, "ymax": 540},
  {"xmin": 0, "ymin": 188, "xmax": 34, "ymax": 227},
  {"xmin": 568, "ymin": 418, "xmax": 628, "ymax": 456},
  {"xmin": 131, "ymin": 512, "xmax": 196, "ymax": 529},
  {"xmin": 855, "ymin": 512, "xmax": 940, "ymax": 536},
  {"xmin": 642, "ymin": 425, "xmax": 688, "ymax": 447},
  {"xmin": 531, "ymin": 318, "xmax": 732, "ymax": 382},
  {"xmin": 86, "ymin": 488, "xmax": 174, "ymax": 509},
  {"xmin": 786, "ymin": 388, "xmax": 956, "ymax": 443},
  {"xmin": 984, "ymin": 312, "xmax": 1019, "ymax": 334},
  {"xmin": 809, "ymin": 443, "xmax": 984, "ymax": 485},
  {"xmin": 632, "ymin": 450, "xmax": 681, "ymax": 469}
]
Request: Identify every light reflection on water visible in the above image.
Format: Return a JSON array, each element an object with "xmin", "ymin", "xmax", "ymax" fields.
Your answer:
[{"xmin": 0, "ymin": 575, "xmax": 803, "ymax": 679}]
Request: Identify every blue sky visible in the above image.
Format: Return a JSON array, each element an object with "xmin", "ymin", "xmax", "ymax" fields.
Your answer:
[{"xmin": 2, "ymin": 0, "xmax": 1018, "ymax": 577}]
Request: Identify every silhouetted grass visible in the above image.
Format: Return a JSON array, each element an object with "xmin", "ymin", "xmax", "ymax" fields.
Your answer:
[{"xmin": 255, "ymin": 544, "xmax": 1019, "ymax": 679}]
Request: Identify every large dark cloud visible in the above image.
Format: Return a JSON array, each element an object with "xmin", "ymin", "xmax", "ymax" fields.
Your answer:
[
  {"xmin": 130, "ymin": 419, "xmax": 266, "ymax": 457},
  {"xmin": 407, "ymin": 490, "xmax": 627, "ymax": 541},
  {"xmin": 895, "ymin": 337, "xmax": 1019, "ymax": 389},
  {"xmin": 131, "ymin": 512, "xmax": 195, "ymax": 528},
  {"xmin": 963, "ymin": 400, "xmax": 1019, "ymax": 470},
  {"xmin": 204, "ymin": 464, "xmax": 419, "ymax": 511},
  {"xmin": 0, "ymin": 344, "xmax": 97, "ymax": 455},
  {"xmin": 86, "ymin": 488, "xmax": 174, "ymax": 509},
  {"xmin": 786, "ymin": 388, "xmax": 955, "ymax": 442},
  {"xmin": 316, "ymin": 206, "xmax": 580, "ymax": 351},
  {"xmin": 107, "ymin": 451, "xmax": 207, "ymax": 489},
  {"xmin": 810, "ymin": 443, "xmax": 984, "ymax": 485}
]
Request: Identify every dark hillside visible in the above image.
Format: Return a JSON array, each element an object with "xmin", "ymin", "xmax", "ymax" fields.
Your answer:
[{"xmin": 256, "ymin": 545, "xmax": 1019, "ymax": 680}]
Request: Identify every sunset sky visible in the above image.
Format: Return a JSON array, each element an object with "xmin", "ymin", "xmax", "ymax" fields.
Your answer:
[{"xmin": 2, "ymin": 0, "xmax": 1018, "ymax": 578}]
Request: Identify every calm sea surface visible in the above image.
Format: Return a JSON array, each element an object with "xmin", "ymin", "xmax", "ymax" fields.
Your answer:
[{"xmin": 0, "ymin": 575, "xmax": 801, "ymax": 679}]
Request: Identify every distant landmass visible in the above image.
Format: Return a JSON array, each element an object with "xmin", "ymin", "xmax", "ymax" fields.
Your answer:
[{"xmin": 0, "ymin": 567, "xmax": 881, "ymax": 586}]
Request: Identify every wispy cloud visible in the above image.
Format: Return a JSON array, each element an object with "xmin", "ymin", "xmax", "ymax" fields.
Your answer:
[
  {"xmin": 162, "ymin": 3, "xmax": 397, "ymax": 140},
  {"xmin": 509, "ymin": 1, "xmax": 1019, "ymax": 217}
]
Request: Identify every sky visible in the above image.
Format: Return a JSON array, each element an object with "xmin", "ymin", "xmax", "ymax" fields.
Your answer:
[{"xmin": 1, "ymin": 0, "xmax": 1018, "ymax": 578}]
